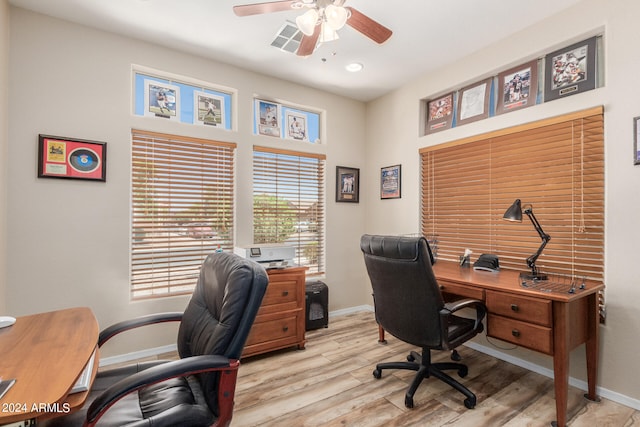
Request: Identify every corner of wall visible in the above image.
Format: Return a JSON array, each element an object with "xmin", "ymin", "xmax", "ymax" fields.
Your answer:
[{"xmin": 0, "ymin": 0, "xmax": 9, "ymax": 313}]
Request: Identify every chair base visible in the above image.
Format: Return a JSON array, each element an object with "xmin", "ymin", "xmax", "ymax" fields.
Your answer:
[{"xmin": 372, "ymin": 349, "xmax": 476, "ymax": 409}]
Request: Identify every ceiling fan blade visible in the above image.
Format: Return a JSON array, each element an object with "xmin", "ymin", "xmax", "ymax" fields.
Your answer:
[
  {"xmin": 233, "ymin": 1, "xmax": 298, "ymax": 17},
  {"xmin": 345, "ymin": 7, "xmax": 392, "ymax": 44},
  {"xmin": 297, "ymin": 24, "xmax": 321, "ymax": 57}
]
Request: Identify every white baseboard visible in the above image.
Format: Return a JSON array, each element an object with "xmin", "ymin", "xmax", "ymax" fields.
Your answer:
[{"xmin": 98, "ymin": 305, "xmax": 640, "ymax": 411}]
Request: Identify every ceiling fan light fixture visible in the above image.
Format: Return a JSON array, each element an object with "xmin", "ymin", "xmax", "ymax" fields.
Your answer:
[
  {"xmin": 324, "ymin": 4, "xmax": 349, "ymax": 30},
  {"xmin": 295, "ymin": 8, "xmax": 318, "ymax": 36},
  {"xmin": 319, "ymin": 23, "xmax": 339, "ymax": 43}
]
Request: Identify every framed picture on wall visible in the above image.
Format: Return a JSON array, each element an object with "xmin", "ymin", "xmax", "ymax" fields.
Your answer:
[
  {"xmin": 144, "ymin": 80, "xmax": 179, "ymax": 120},
  {"xmin": 193, "ymin": 91, "xmax": 225, "ymax": 127},
  {"xmin": 496, "ymin": 59, "xmax": 539, "ymax": 114},
  {"xmin": 255, "ymin": 99, "xmax": 281, "ymax": 137},
  {"xmin": 336, "ymin": 166, "xmax": 359, "ymax": 203},
  {"xmin": 456, "ymin": 78, "xmax": 493, "ymax": 125},
  {"xmin": 634, "ymin": 116, "xmax": 640, "ymax": 165},
  {"xmin": 425, "ymin": 92, "xmax": 455, "ymax": 134},
  {"xmin": 544, "ymin": 36, "xmax": 597, "ymax": 101},
  {"xmin": 285, "ymin": 111, "xmax": 308, "ymax": 141},
  {"xmin": 38, "ymin": 134, "xmax": 107, "ymax": 181},
  {"xmin": 380, "ymin": 164, "xmax": 401, "ymax": 199}
]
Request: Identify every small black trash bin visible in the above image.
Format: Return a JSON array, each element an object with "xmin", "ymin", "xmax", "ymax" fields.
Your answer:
[{"xmin": 305, "ymin": 280, "xmax": 328, "ymax": 330}]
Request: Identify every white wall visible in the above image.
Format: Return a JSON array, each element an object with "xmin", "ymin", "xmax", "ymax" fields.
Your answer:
[
  {"xmin": 365, "ymin": 0, "xmax": 640, "ymax": 402},
  {"xmin": 0, "ymin": 0, "xmax": 8, "ymax": 314},
  {"xmin": 6, "ymin": 7, "xmax": 368, "ymax": 356}
]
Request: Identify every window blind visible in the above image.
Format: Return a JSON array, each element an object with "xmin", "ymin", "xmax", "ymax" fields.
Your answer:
[
  {"xmin": 420, "ymin": 107, "xmax": 604, "ymax": 282},
  {"xmin": 253, "ymin": 146, "xmax": 326, "ymax": 275},
  {"xmin": 131, "ymin": 129, "xmax": 236, "ymax": 299}
]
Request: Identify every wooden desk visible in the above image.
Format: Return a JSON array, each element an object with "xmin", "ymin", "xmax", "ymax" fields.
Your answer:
[
  {"xmin": 377, "ymin": 261, "xmax": 604, "ymax": 427},
  {"xmin": 0, "ymin": 307, "xmax": 99, "ymax": 424}
]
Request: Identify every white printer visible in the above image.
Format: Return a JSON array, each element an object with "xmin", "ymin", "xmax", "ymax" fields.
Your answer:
[{"xmin": 234, "ymin": 244, "xmax": 296, "ymax": 268}]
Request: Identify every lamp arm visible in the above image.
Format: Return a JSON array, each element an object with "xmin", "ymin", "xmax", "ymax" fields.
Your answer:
[{"xmin": 524, "ymin": 208, "xmax": 551, "ymax": 274}]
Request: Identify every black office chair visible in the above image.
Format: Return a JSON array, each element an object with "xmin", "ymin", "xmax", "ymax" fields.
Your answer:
[
  {"xmin": 360, "ymin": 234, "xmax": 487, "ymax": 409},
  {"xmin": 44, "ymin": 252, "xmax": 268, "ymax": 427}
]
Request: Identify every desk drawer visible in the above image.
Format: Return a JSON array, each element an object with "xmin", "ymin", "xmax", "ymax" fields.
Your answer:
[
  {"xmin": 245, "ymin": 312, "xmax": 300, "ymax": 347},
  {"xmin": 487, "ymin": 314, "xmax": 553, "ymax": 355},
  {"xmin": 486, "ymin": 291, "xmax": 552, "ymax": 327},
  {"xmin": 257, "ymin": 279, "xmax": 299, "ymax": 315},
  {"xmin": 439, "ymin": 280, "xmax": 485, "ymax": 300}
]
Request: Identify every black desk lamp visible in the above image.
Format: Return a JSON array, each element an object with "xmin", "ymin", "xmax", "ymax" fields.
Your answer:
[{"xmin": 503, "ymin": 199, "xmax": 551, "ymax": 281}]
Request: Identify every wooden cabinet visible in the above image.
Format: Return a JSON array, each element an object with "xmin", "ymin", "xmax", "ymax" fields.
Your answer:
[{"xmin": 242, "ymin": 266, "xmax": 306, "ymax": 358}]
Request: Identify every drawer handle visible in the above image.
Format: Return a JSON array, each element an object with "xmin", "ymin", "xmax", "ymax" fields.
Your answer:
[
  {"xmin": 282, "ymin": 326, "xmax": 289, "ymax": 332},
  {"xmin": 512, "ymin": 329, "xmax": 520, "ymax": 338},
  {"xmin": 282, "ymin": 290, "xmax": 289, "ymax": 296},
  {"xmin": 510, "ymin": 304, "xmax": 519, "ymax": 312}
]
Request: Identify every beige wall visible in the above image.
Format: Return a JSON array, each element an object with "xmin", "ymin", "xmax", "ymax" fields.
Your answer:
[
  {"xmin": 0, "ymin": 0, "xmax": 8, "ymax": 314},
  {"xmin": 365, "ymin": 0, "xmax": 640, "ymax": 404},
  {"xmin": 6, "ymin": 7, "xmax": 369, "ymax": 356}
]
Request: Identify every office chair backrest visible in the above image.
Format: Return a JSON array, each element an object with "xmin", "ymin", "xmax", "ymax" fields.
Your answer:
[
  {"xmin": 177, "ymin": 252, "xmax": 268, "ymax": 411},
  {"xmin": 360, "ymin": 234, "xmax": 444, "ymax": 348}
]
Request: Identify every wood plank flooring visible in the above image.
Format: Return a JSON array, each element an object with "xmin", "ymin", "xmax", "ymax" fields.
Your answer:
[
  {"xmin": 232, "ymin": 311, "xmax": 639, "ymax": 427},
  {"xmin": 154, "ymin": 311, "xmax": 638, "ymax": 426}
]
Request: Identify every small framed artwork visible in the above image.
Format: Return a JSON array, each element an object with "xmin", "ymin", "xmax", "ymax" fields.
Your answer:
[
  {"xmin": 255, "ymin": 99, "xmax": 281, "ymax": 137},
  {"xmin": 144, "ymin": 79, "xmax": 179, "ymax": 120},
  {"xmin": 285, "ymin": 111, "xmax": 308, "ymax": 141},
  {"xmin": 456, "ymin": 78, "xmax": 493, "ymax": 126},
  {"xmin": 38, "ymin": 134, "xmax": 107, "ymax": 181},
  {"xmin": 380, "ymin": 164, "xmax": 401, "ymax": 199},
  {"xmin": 336, "ymin": 166, "xmax": 359, "ymax": 203},
  {"xmin": 193, "ymin": 91, "xmax": 225, "ymax": 127},
  {"xmin": 425, "ymin": 92, "xmax": 455, "ymax": 134},
  {"xmin": 634, "ymin": 116, "xmax": 640, "ymax": 165},
  {"xmin": 544, "ymin": 36, "xmax": 597, "ymax": 102},
  {"xmin": 496, "ymin": 59, "xmax": 539, "ymax": 114}
]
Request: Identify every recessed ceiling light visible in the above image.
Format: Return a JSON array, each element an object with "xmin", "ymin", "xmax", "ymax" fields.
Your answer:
[{"xmin": 345, "ymin": 62, "xmax": 364, "ymax": 72}]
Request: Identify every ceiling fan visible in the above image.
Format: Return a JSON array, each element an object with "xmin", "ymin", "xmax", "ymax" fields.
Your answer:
[{"xmin": 233, "ymin": 0, "xmax": 392, "ymax": 57}]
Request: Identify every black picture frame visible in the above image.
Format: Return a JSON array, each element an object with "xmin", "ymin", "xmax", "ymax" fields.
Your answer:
[
  {"xmin": 380, "ymin": 164, "xmax": 401, "ymax": 199},
  {"xmin": 38, "ymin": 134, "xmax": 107, "ymax": 181},
  {"xmin": 634, "ymin": 116, "xmax": 640, "ymax": 165},
  {"xmin": 496, "ymin": 59, "xmax": 539, "ymax": 114},
  {"xmin": 544, "ymin": 36, "xmax": 597, "ymax": 102},
  {"xmin": 336, "ymin": 166, "xmax": 359, "ymax": 203}
]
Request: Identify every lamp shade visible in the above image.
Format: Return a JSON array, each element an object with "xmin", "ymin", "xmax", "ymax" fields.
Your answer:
[
  {"xmin": 324, "ymin": 4, "xmax": 349, "ymax": 30},
  {"xmin": 503, "ymin": 199, "xmax": 523, "ymax": 222},
  {"xmin": 296, "ymin": 9, "xmax": 319, "ymax": 36}
]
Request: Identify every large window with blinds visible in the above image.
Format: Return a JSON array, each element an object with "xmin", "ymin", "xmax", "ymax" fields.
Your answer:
[
  {"xmin": 131, "ymin": 130, "xmax": 236, "ymax": 299},
  {"xmin": 420, "ymin": 107, "xmax": 604, "ymax": 282},
  {"xmin": 253, "ymin": 146, "xmax": 326, "ymax": 275}
]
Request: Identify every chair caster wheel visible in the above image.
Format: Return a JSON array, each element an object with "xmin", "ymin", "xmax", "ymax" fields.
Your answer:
[
  {"xmin": 451, "ymin": 350, "xmax": 461, "ymax": 361},
  {"xmin": 405, "ymin": 395, "xmax": 414, "ymax": 409},
  {"xmin": 373, "ymin": 369, "xmax": 382, "ymax": 379},
  {"xmin": 458, "ymin": 365, "xmax": 468, "ymax": 378},
  {"xmin": 464, "ymin": 396, "xmax": 476, "ymax": 409},
  {"xmin": 407, "ymin": 353, "xmax": 415, "ymax": 362}
]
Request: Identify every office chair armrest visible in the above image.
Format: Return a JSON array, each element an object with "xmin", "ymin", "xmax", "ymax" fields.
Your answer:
[
  {"xmin": 443, "ymin": 298, "xmax": 487, "ymax": 330},
  {"xmin": 84, "ymin": 355, "xmax": 239, "ymax": 427},
  {"xmin": 98, "ymin": 312, "xmax": 183, "ymax": 347}
]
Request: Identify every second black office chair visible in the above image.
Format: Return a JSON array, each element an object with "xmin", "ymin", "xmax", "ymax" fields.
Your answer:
[
  {"xmin": 44, "ymin": 251, "xmax": 268, "ymax": 427},
  {"xmin": 360, "ymin": 234, "xmax": 487, "ymax": 409}
]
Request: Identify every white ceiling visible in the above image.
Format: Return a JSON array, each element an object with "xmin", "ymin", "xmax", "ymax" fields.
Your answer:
[{"xmin": 9, "ymin": 0, "xmax": 583, "ymax": 102}]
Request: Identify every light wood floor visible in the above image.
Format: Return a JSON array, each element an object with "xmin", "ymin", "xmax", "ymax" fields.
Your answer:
[{"xmin": 159, "ymin": 311, "xmax": 638, "ymax": 426}]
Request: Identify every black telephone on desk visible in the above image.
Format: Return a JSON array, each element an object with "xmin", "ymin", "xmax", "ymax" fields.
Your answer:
[{"xmin": 473, "ymin": 254, "xmax": 500, "ymax": 272}]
